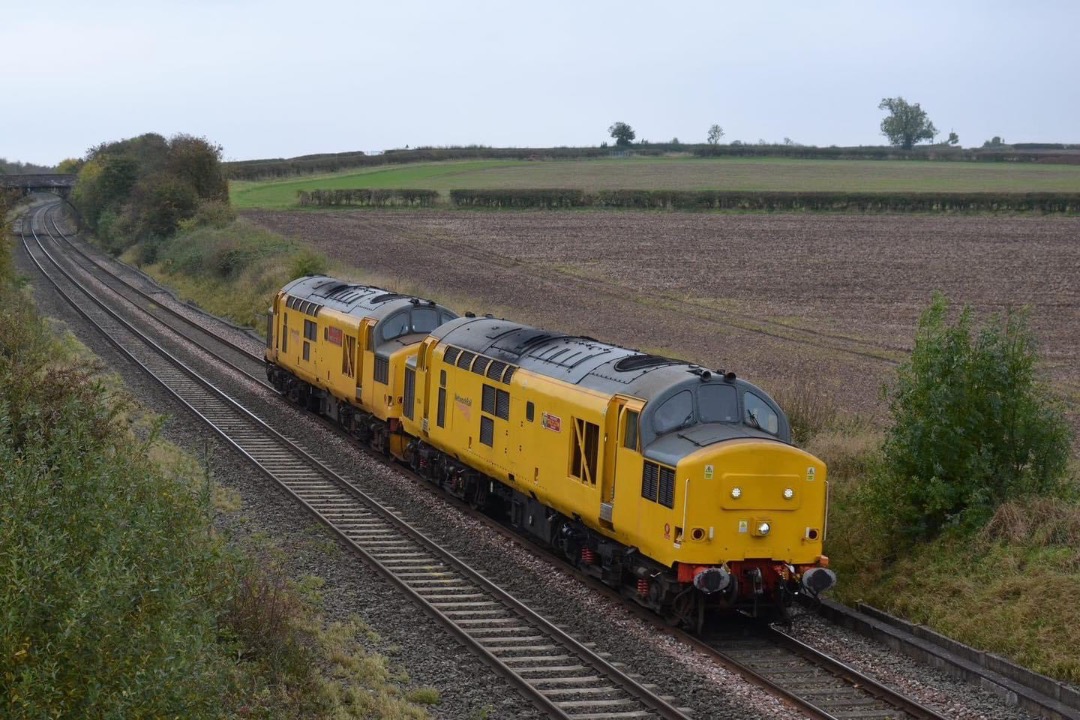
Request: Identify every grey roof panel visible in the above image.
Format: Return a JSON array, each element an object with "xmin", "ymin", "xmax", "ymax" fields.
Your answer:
[
  {"xmin": 432, "ymin": 316, "xmax": 709, "ymax": 398},
  {"xmin": 432, "ymin": 316, "xmax": 793, "ymax": 457},
  {"xmin": 281, "ymin": 275, "xmax": 453, "ymax": 321}
]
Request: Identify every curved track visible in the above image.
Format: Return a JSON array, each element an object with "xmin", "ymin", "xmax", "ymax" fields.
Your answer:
[{"xmin": 22, "ymin": 201, "xmax": 691, "ymax": 720}]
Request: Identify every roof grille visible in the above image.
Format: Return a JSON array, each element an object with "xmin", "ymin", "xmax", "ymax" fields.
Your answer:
[
  {"xmin": 486, "ymin": 360, "xmax": 508, "ymax": 381},
  {"xmin": 472, "ymin": 356, "xmax": 491, "ymax": 377},
  {"xmin": 457, "ymin": 350, "xmax": 476, "ymax": 370}
]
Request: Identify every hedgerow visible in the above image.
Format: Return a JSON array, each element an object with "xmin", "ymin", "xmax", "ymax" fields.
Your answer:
[
  {"xmin": 224, "ymin": 144, "xmax": 1080, "ymax": 180},
  {"xmin": 447, "ymin": 189, "xmax": 1080, "ymax": 213},
  {"xmin": 297, "ymin": 188, "xmax": 438, "ymax": 207}
]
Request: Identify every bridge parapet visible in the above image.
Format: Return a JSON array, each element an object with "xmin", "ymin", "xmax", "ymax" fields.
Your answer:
[{"xmin": 0, "ymin": 174, "xmax": 76, "ymax": 197}]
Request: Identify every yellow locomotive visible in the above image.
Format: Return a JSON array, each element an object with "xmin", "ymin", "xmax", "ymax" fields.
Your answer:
[
  {"xmin": 266, "ymin": 276, "xmax": 835, "ymax": 628},
  {"xmin": 264, "ymin": 275, "xmax": 457, "ymax": 455}
]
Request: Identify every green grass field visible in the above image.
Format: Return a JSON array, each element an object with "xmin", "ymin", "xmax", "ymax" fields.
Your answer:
[{"xmin": 231, "ymin": 156, "xmax": 1080, "ymax": 210}]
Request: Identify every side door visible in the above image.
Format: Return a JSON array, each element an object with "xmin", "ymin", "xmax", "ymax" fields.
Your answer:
[
  {"xmin": 601, "ymin": 395, "xmax": 645, "ymax": 529},
  {"xmin": 357, "ymin": 318, "xmax": 376, "ymax": 408},
  {"xmin": 416, "ymin": 337, "xmax": 437, "ymax": 434}
]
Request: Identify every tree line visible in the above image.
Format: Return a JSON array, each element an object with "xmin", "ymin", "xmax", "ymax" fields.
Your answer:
[
  {"xmin": 446, "ymin": 188, "xmax": 1080, "ymax": 213},
  {"xmin": 608, "ymin": 97, "xmax": 1062, "ymax": 152},
  {"xmin": 70, "ymin": 133, "xmax": 230, "ymax": 254}
]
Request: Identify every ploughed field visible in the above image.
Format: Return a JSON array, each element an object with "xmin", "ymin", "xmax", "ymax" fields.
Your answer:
[{"xmin": 244, "ymin": 209, "xmax": 1080, "ymax": 426}]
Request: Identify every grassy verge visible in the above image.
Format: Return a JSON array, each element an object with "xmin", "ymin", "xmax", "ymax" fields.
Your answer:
[
  {"xmin": 125, "ymin": 217, "xmax": 328, "ymax": 331},
  {"xmin": 1, "ymin": 214, "xmax": 436, "ymax": 718}
]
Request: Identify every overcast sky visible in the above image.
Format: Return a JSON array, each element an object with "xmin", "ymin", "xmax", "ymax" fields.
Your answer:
[{"xmin": 2, "ymin": 0, "xmax": 1077, "ymax": 166}]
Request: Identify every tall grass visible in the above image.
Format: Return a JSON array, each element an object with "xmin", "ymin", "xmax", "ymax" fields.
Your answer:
[{"xmin": 127, "ymin": 218, "xmax": 328, "ymax": 331}]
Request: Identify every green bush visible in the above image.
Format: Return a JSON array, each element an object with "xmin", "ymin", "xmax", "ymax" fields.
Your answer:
[
  {"xmin": 177, "ymin": 199, "xmax": 237, "ymax": 232},
  {"xmin": 865, "ymin": 294, "xmax": 1072, "ymax": 543},
  {"xmin": 289, "ymin": 248, "xmax": 329, "ymax": 278}
]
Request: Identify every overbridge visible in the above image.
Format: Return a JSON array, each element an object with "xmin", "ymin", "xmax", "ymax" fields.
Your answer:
[{"xmin": 0, "ymin": 174, "xmax": 76, "ymax": 198}]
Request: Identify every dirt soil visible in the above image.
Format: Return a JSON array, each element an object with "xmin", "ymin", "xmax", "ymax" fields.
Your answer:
[{"xmin": 244, "ymin": 209, "xmax": 1080, "ymax": 426}]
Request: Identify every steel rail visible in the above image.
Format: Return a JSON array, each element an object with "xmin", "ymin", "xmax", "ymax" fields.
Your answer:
[{"xmin": 38, "ymin": 204, "xmax": 266, "ymax": 372}]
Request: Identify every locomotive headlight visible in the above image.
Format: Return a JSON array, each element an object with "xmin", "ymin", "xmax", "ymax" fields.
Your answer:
[
  {"xmin": 783, "ymin": 488, "xmax": 794, "ymax": 500},
  {"xmin": 731, "ymin": 487, "xmax": 742, "ymax": 499},
  {"xmin": 758, "ymin": 522, "xmax": 771, "ymax": 536}
]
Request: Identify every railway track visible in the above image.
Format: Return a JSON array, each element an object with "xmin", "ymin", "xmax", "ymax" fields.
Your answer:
[
  {"xmin": 694, "ymin": 622, "xmax": 949, "ymax": 720},
  {"xmin": 21, "ymin": 201, "xmax": 691, "ymax": 720},
  {"xmin": 35, "ymin": 203, "xmax": 267, "ymax": 380}
]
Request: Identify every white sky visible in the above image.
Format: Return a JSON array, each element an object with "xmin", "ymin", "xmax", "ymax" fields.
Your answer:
[{"xmin": 2, "ymin": 0, "xmax": 1077, "ymax": 165}]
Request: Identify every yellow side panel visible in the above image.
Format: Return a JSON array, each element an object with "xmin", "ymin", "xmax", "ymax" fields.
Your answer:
[
  {"xmin": 311, "ymin": 312, "xmax": 360, "ymax": 402},
  {"xmin": 511, "ymin": 375, "xmax": 610, "ymax": 525},
  {"xmin": 421, "ymin": 361, "xmax": 612, "ymax": 532},
  {"xmin": 414, "ymin": 349, "xmax": 830, "ymax": 573}
]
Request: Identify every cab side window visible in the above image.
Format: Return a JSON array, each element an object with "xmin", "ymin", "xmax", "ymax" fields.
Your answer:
[
  {"xmin": 653, "ymin": 390, "xmax": 693, "ymax": 435},
  {"xmin": 744, "ymin": 391, "xmax": 779, "ymax": 435},
  {"xmin": 623, "ymin": 410, "xmax": 639, "ymax": 450}
]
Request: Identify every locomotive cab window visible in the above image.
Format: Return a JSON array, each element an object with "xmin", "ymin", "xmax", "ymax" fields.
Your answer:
[
  {"xmin": 653, "ymin": 390, "xmax": 694, "ymax": 435},
  {"xmin": 380, "ymin": 312, "xmax": 410, "ymax": 342},
  {"xmin": 304, "ymin": 319, "xmax": 317, "ymax": 342},
  {"xmin": 379, "ymin": 307, "xmax": 454, "ymax": 343},
  {"xmin": 698, "ymin": 384, "xmax": 738, "ymax": 423},
  {"xmin": 744, "ymin": 391, "xmax": 779, "ymax": 435}
]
